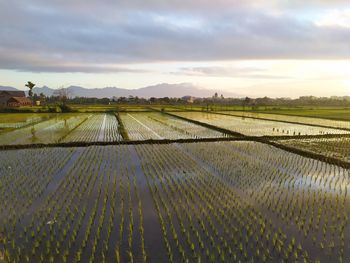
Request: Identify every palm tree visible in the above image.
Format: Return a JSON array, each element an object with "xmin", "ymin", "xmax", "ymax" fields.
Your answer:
[{"xmin": 25, "ymin": 81, "xmax": 36, "ymax": 103}]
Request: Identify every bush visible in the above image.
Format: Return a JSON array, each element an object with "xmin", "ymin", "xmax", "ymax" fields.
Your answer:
[{"xmin": 58, "ymin": 104, "xmax": 74, "ymax": 113}]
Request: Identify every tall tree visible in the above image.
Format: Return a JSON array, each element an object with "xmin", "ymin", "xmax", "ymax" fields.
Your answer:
[
  {"xmin": 25, "ymin": 81, "xmax": 35, "ymax": 98},
  {"xmin": 53, "ymin": 87, "xmax": 71, "ymax": 106}
]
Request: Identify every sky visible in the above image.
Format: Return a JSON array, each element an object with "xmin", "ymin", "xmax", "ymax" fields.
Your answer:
[{"xmin": 1, "ymin": 0, "xmax": 350, "ymax": 98}]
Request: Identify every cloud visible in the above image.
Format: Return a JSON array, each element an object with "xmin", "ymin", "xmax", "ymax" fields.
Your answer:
[
  {"xmin": 173, "ymin": 66, "xmax": 291, "ymax": 79},
  {"xmin": 1, "ymin": 0, "xmax": 350, "ymax": 73},
  {"xmin": 315, "ymin": 9, "xmax": 350, "ymax": 28},
  {"xmin": 12, "ymin": 0, "xmax": 261, "ymax": 14},
  {"xmin": 0, "ymin": 49, "xmax": 149, "ymax": 73}
]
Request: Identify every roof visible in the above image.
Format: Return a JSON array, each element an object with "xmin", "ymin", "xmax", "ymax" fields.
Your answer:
[
  {"xmin": 0, "ymin": 90, "xmax": 26, "ymax": 97},
  {"xmin": 7, "ymin": 97, "xmax": 32, "ymax": 103}
]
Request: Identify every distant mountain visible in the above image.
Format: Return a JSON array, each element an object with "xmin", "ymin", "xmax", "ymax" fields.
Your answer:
[
  {"xmin": 0, "ymin": 86, "xmax": 19, "ymax": 91},
  {"xmin": 31, "ymin": 86, "xmax": 54, "ymax": 96},
  {"xmin": 1, "ymin": 83, "xmax": 239, "ymax": 98},
  {"xmin": 130, "ymin": 83, "xmax": 228, "ymax": 98}
]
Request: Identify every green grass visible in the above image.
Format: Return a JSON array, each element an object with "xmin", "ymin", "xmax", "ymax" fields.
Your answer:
[
  {"xmin": 0, "ymin": 113, "xmax": 52, "ymax": 123},
  {"xmin": 68, "ymin": 104, "xmax": 117, "ymax": 112},
  {"xmin": 170, "ymin": 104, "xmax": 350, "ymax": 121},
  {"xmin": 69, "ymin": 104, "xmax": 152, "ymax": 112},
  {"xmin": 3, "ymin": 103, "xmax": 350, "ymax": 121}
]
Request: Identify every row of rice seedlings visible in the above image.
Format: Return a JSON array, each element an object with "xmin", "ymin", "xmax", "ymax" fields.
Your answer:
[
  {"xmin": 1, "ymin": 145, "xmax": 147, "ymax": 262},
  {"xmin": 278, "ymin": 137, "xmax": 350, "ymax": 161},
  {"xmin": 31, "ymin": 115, "xmax": 89, "ymax": 144},
  {"xmin": 3, "ymin": 141, "xmax": 348, "ymax": 262},
  {"xmin": 103, "ymin": 114, "xmax": 123, "ymax": 142},
  {"xmin": 5, "ymin": 147, "xmax": 98, "ymax": 262},
  {"xmin": 147, "ymin": 113, "xmax": 224, "ymax": 139},
  {"xmin": 131, "ymin": 112, "xmax": 223, "ymax": 139},
  {"xmin": 120, "ymin": 112, "xmax": 226, "ymax": 140},
  {"xmin": 182, "ymin": 141, "xmax": 350, "ymax": 262},
  {"xmin": 61, "ymin": 114, "xmax": 118, "ymax": 142},
  {"xmin": 119, "ymin": 113, "xmax": 163, "ymax": 140},
  {"xmin": 0, "ymin": 148, "xmax": 74, "ymax": 228},
  {"xmin": 136, "ymin": 143, "xmax": 308, "ymax": 262},
  {"xmin": 61, "ymin": 114, "xmax": 103, "ymax": 142}
]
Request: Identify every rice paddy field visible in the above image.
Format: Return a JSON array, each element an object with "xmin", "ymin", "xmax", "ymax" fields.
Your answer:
[
  {"xmin": 0, "ymin": 113, "xmax": 122, "ymax": 145},
  {"xmin": 119, "ymin": 112, "xmax": 225, "ymax": 140},
  {"xmin": 0, "ymin": 114, "xmax": 53, "ymax": 130},
  {"xmin": 217, "ymin": 111, "xmax": 350, "ymax": 131},
  {"xmin": 171, "ymin": 111, "xmax": 349, "ymax": 136},
  {"xmin": 1, "ymin": 109, "xmax": 350, "ymax": 263},
  {"xmin": 276, "ymin": 137, "xmax": 350, "ymax": 162}
]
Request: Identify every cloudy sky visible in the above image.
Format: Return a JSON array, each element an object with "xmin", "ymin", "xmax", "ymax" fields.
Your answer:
[{"xmin": 1, "ymin": 0, "xmax": 350, "ymax": 97}]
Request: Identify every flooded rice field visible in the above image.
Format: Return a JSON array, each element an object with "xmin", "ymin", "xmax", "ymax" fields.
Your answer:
[{"xmin": 0, "ymin": 142, "xmax": 349, "ymax": 262}]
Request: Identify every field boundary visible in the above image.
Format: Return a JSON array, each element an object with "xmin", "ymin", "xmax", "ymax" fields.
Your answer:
[
  {"xmin": 114, "ymin": 112, "xmax": 129, "ymax": 140},
  {"xmin": 0, "ymin": 137, "xmax": 247, "ymax": 150}
]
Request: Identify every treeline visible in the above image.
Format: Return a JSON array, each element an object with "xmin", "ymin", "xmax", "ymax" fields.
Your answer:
[
  {"xmin": 39, "ymin": 94, "xmax": 350, "ymax": 107},
  {"xmin": 44, "ymin": 95, "xmax": 188, "ymax": 104},
  {"xmin": 197, "ymin": 96, "xmax": 350, "ymax": 107},
  {"xmin": 236, "ymin": 96, "xmax": 350, "ymax": 107}
]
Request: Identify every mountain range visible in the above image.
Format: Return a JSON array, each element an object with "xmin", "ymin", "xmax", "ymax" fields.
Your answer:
[{"xmin": 0, "ymin": 83, "xmax": 239, "ymax": 99}]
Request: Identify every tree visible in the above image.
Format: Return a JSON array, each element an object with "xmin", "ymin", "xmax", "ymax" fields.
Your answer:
[
  {"xmin": 39, "ymin": 93, "xmax": 45, "ymax": 101},
  {"xmin": 117, "ymin": 97, "xmax": 127, "ymax": 103},
  {"xmin": 53, "ymin": 87, "xmax": 71, "ymax": 106},
  {"xmin": 25, "ymin": 81, "xmax": 35, "ymax": 101},
  {"xmin": 39, "ymin": 93, "xmax": 46, "ymax": 106},
  {"xmin": 32, "ymin": 94, "xmax": 39, "ymax": 105},
  {"xmin": 243, "ymin": 96, "xmax": 252, "ymax": 111}
]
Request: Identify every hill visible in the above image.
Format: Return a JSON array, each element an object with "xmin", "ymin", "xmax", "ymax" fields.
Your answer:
[{"xmin": 0, "ymin": 83, "xmax": 238, "ymax": 98}]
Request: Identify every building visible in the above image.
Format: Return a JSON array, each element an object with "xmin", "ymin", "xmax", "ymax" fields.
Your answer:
[
  {"xmin": 0, "ymin": 90, "xmax": 32, "ymax": 107},
  {"xmin": 7, "ymin": 97, "xmax": 32, "ymax": 107}
]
